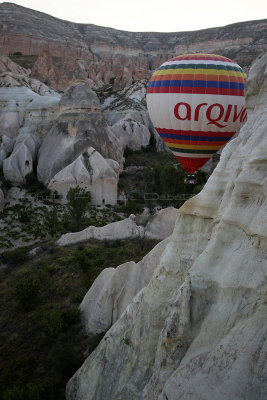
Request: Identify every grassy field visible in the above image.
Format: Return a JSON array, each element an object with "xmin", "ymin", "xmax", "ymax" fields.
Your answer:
[{"xmin": 0, "ymin": 238, "xmax": 159, "ymax": 400}]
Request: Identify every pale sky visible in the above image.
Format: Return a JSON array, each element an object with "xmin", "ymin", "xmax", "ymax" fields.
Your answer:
[{"xmin": 5, "ymin": 0, "xmax": 267, "ymax": 32}]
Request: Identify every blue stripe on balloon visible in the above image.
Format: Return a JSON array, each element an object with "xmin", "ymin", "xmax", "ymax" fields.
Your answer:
[{"xmin": 157, "ymin": 132, "xmax": 232, "ymax": 142}]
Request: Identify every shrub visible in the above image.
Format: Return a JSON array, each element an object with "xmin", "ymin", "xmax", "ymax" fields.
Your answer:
[
  {"xmin": 123, "ymin": 145, "xmax": 134, "ymax": 157},
  {"xmin": 66, "ymin": 186, "xmax": 91, "ymax": 231},
  {"xmin": 7, "ymin": 247, "xmax": 28, "ymax": 264},
  {"xmin": 41, "ymin": 307, "xmax": 66, "ymax": 341},
  {"xmin": 71, "ymin": 249, "xmax": 93, "ymax": 273},
  {"xmin": 62, "ymin": 307, "xmax": 80, "ymax": 326},
  {"xmin": 1, "ymin": 177, "xmax": 12, "ymax": 190},
  {"xmin": 14, "ymin": 277, "xmax": 40, "ymax": 310}
]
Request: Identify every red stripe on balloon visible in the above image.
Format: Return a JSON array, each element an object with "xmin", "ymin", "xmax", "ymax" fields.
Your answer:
[
  {"xmin": 147, "ymin": 87, "xmax": 244, "ymax": 96},
  {"xmin": 169, "ymin": 55, "xmax": 235, "ymax": 63},
  {"xmin": 155, "ymin": 128, "xmax": 236, "ymax": 138}
]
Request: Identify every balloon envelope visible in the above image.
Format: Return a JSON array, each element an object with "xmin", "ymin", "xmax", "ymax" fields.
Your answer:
[{"xmin": 147, "ymin": 54, "xmax": 246, "ymax": 173}]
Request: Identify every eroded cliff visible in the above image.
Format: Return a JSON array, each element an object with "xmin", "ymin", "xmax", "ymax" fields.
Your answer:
[
  {"xmin": 66, "ymin": 53, "xmax": 267, "ymax": 400},
  {"xmin": 1, "ymin": 3, "xmax": 267, "ymax": 90}
]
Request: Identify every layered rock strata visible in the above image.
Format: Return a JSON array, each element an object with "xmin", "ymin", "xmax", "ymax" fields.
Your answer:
[
  {"xmin": 1, "ymin": 3, "xmax": 267, "ymax": 90},
  {"xmin": 66, "ymin": 53, "xmax": 267, "ymax": 400}
]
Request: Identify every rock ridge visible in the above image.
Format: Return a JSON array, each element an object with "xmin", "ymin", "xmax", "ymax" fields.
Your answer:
[
  {"xmin": 66, "ymin": 53, "xmax": 267, "ymax": 400},
  {"xmin": 1, "ymin": 3, "xmax": 267, "ymax": 89}
]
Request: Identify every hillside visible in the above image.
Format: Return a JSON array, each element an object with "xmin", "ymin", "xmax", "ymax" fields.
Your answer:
[{"xmin": 0, "ymin": 3, "xmax": 267, "ymax": 89}]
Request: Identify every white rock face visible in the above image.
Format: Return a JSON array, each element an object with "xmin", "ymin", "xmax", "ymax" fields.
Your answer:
[
  {"xmin": 66, "ymin": 55, "xmax": 267, "ymax": 400},
  {"xmin": 57, "ymin": 215, "xmax": 143, "ymax": 247},
  {"xmin": 0, "ymin": 87, "xmax": 39, "ymax": 139},
  {"xmin": 0, "ymin": 134, "xmax": 14, "ymax": 168},
  {"xmin": 80, "ymin": 237, "xmax": 170, "ymax": 335},
  {"xmin": 145, "ymin": 207, "xmax": 178, "ymax": 239},
  {"xmin": 3, "ymin": 133, "xmax": 41, "ymax": 184},
  {"xmin": 22, "ymin": 95, "xmax": 61, "ymax": 139},
  {"xmin": 57, "ymin": 207, "xmax": 177, "ymax": 246},
  {"xmin": 48, "ymin": 147, "xmax": 119, "ymax": 205},
  {"xmin": 111, "ymin": 116, "xmax": 151, "ymax": 150}
]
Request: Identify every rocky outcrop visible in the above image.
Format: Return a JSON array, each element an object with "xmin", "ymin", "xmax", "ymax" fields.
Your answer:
[
  {"xmin": 0, "ymin": 134, "xmax": 13, "ymax": 167},
  {"xmin": 111, "ymin": 116, "xmax": 151, "ymax": 151},
  {"xmin": 102, "ymin": 80, "xmax": 167, "ymax": 152},
  {"xmin": 80, "ymin": 237, "xmax": 170, "ymax": 335},
  {"xmin": 23, "ymin": 94, "xmax": 61, "ymax": 138},
  {"xmin": 0, "ymin": 3, "xmax": 266, "ymax": 90},
  {"xmin": 37, "ymin": 82, "xmax": 123, "ymax": 185},
  {"xmin": 144, "ymin": 207, "xmax": 178, "ymax": 239},
  {"xmin": 0, "ymin": 87, "xmax": 38, "ymax": 139},
  {"xmin": 57, "ymin": 207, "xmax": 178, "ymax": 246},
  {"xmin": 57, "ymin": 215, "xmax": 143, "ymax": 246},
  {"xmin": 3, "ymin": 133, "xmax": 41, "ymax": 184},
  {"xmin": 48, "ymin": 147, "xmax": 119, "ymax": 205},
  {"xmin": 66, "ymin": 54, "xmax": 267, "ymax": 400}
]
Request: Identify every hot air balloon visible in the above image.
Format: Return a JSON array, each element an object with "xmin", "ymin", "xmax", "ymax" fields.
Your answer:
[{"xmin": 147, "ymin": 54, "xmax": 246, "ymax": 181}]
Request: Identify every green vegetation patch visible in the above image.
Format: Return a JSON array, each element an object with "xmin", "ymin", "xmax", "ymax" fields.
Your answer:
[
  {"xmin": 9, "ymin": 54, "xmax": 38, "ymax": 70},
  {"xmin": 0, "ymin": 237, "xmax": 159, "ymax": 400},
  {"xmin": 118, "ymin": 148, "xmax": 209, "ymax": 212}
]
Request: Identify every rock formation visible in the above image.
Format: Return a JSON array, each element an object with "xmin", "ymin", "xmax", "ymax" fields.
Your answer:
[
  {"xmin": 111, "ymin": 117, "xmax": 151, "ymax": 151},
  {"xmin": 57, "ymin": 215, "xmax": 143, "ymax": 247},
  {"xmin": 3, "ymin": 133, "xmax": 40, "ymax": 184},
  {"xmin": 37, "ymin": 82, "xmax": 123, "ymax": 185},
  {"xmin": 66, "ymin": 54, "xmax": 267, "ymax": 400},
  {"xmin": 57, "ymin": 207, "xmax": 178, "ymax": 246},
  {"xmin": 0, "ymin": 3, "xmax": 267, "ymax": 90},
  {"xmin": 48, "ymin": 147, "xmax": 119, "ymax": 205},
  {"xmin": 0, "ymin": 87, "xmax": 38, "ymax": 140},
  {"xmin": 102, "ymin": 80, "xmax": 167, "ymax": 152},
  {"xmin": 0, "ymin": 133, "xmax": 13, "ymax": 167},
  {"xmin": 144, "ymin": 207, "xmax": 179, "ymax": 240},
  {"xmin": 80, "ymin": 237, "xmax": 170, "ymax": 335}
]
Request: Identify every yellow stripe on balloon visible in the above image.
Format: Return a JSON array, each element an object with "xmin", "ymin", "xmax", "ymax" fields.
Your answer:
[
  {"xmin": 153, "ymin": 68, "xmax": 246, "ymax": 78},
  {"xmin": 166, "ymin": 143, "xmax": 222, "ymax": 150}
]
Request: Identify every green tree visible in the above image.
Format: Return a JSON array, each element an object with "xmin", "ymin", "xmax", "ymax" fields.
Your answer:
[
  {"xmin": 160, "ymin": 163, "xmax": 180, "ymax": 196},
  {"xmin": 43, "ymin": 206, "xmax": 59, "ymax": 237},
  {"xmin": 66, "ymin": 186, "xmax": 91, "ymax": 232}
]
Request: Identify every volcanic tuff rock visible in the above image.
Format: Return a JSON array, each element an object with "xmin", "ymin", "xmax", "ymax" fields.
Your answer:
[
  {"xmin": 111, "ymin": 117, "xmax": 151, "ymax": 151},
  {"xmin": 37, "ymin": 83, "xmax": 123, "ymax": 185},
  {"xmin": 3, "ymin": 132, "xmax": 40, "ymax": 184},
  {"xmin": 57, "ymin": 215, "xmax": 143, "ymax": 247},
  {"xmin": 102, "ymin": 80, "xmax": 167, "ymax": 151},
  {"xmin": 57, "ymin": 207, "xmax": 178, "ymax": 247},
  {"xmin": 66, "ymin": 54, "xmax": 267, "ymax": 400},
  {"xmin": 1, "ymin": 3, "xmax": 267, "ymax": 90},
  {"xmin": 80, "ymin": 237, "xmax": 170, "ymax": 335},
  {"xmin": 48, "ymin": 147, "xmax": 119, "ymax": 205},
  {"xmin": 0, "ymin": 87, "xmax": 38, "ymax": 139}
]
